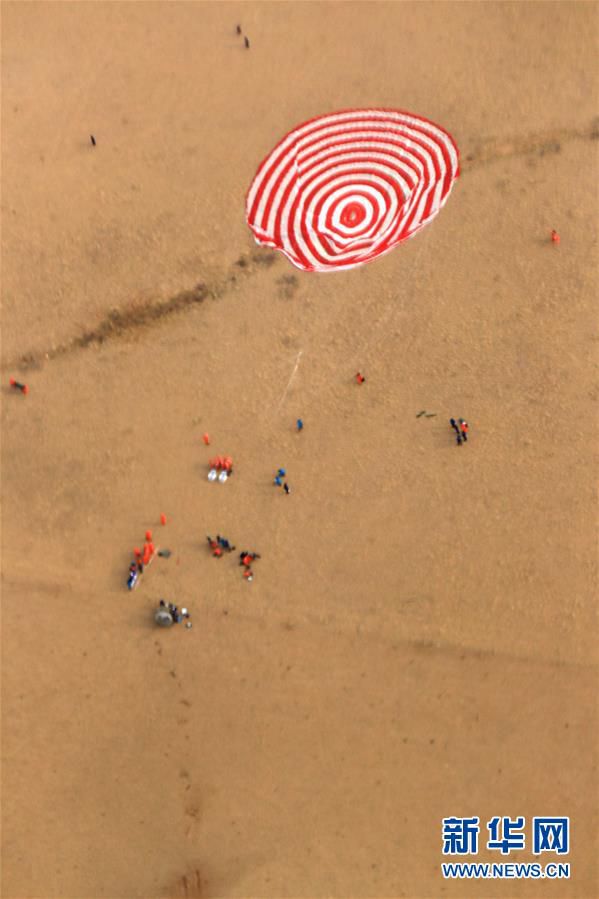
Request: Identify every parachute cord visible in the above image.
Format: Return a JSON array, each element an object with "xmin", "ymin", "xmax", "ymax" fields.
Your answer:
[
  {"xmin": 269, "ymin": 229, "xmax": 429, "ymax": 422},
  {"xmin": 358, "ymin": 228, "xmax": 430, "ymax": 362},
  {"xmin": 274, "ymin": 349, "xmax": 303, "ymax": 415}
]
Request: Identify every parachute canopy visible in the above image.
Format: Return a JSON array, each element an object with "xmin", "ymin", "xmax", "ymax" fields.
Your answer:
[{"xmin": 246, "ymin": 108, "xmax": 460, "ymax": 273}]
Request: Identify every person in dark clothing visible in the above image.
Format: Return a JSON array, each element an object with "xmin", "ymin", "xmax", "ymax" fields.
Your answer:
[
  {"xmin": 283, "ymin": 483, "xmax": 290, "ymax": 494},
  {"xmin": 127, "ymin": 563, "xmax": 139, "ymax": 590},
  {"xmin": 167, "ymin": 603, "xmax": 182, "ymax": 624},
  {"xmin": 217, "ymin": 536, "xmax": 235, "ymax": 551},
  {"xmin": 450, "ymin": 418, "xmax": 462, "ymax": 446}
]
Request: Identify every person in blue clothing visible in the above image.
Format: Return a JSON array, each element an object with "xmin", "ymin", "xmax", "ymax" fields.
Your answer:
[
  {"xmin": 217, "ymin": 535, "xmax": 235, "ymax": 552},
  {"xmin": 127, "ymin": 562, "xmax": 139, "ymax": 590}
]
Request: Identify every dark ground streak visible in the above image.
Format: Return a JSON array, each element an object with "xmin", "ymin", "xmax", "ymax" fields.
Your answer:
[
  {"xmin": 6, "ymin": 119, "xmax": 597, "ymax": 372},
  {"xmin": 460, "ymin": 118, "xmax": 598, "ymax": 171},
  {"xmin": 5, "ymin": 249, "xmax": 279, "ymax": 372}
]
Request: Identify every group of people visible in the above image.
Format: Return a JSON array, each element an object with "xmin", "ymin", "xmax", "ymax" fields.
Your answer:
[
  {"xmin": 127, "ymin": 530, "xmax": 157, "ymax": 590},
  {"xmin": 273, "ymin": 467, "xmax": 291, "ymax": 494},
  {"xmin": 239, "ymin": 551, "xmax": 261, "ymax": 582},
  {"xmin": 134, "ymin": 405, "xmax": 472, "ymax": 633},
  {"xmin": 206, "ymin": 535, "xmax": 260, "ymax": 581},
  {"xmin": 208, "ymin": 456, "xmax": 234, "ymax": 483},
  {"xmin": 134, "ymin": 407, "xmax": 471, "ymax": 629},
  {"xmin": 450, "ymin": 418, "xmax": 469, "ymax": 446},
  {"xmin": 208, "ymin": 455, "xmax": 233, "ymax": 473},
  {"xmin": 155, "ymin": 600, "xmax": 192, "ymax": 629},
  {"xmin": 207, "ymin": 535, "xmax": 235, "ymax": 557},
  {"xmin": 123, "ymin": 533, "xmax": 193, "ymax": 630}
]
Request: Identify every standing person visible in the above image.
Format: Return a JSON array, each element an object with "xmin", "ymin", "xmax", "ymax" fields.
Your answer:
[
  {"xmin": 449, "ymin": 419, "xmax": 462, "ymax": 446},
  {"xmin": 458, "ymin": 419, "xmax": 469, "ymax": 442},
  {"xmin": 283, "ymin": 482, "xmax": 290, "ymax": 494}
]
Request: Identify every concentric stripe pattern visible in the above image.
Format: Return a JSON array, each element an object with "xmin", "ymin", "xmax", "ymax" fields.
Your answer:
[{"xmin": 246, "ymin": 109, "xmax": 460, "ymax": 272}]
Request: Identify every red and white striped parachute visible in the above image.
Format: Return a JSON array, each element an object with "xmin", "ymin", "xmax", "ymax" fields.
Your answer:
[{"xmin": 246, "ymin": 109, "xmax": 460, "ymax": 272}]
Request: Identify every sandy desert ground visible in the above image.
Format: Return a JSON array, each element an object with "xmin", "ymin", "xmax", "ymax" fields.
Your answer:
[{"xmin": 1, "ymin": 2, "xmax": 598, "ymax": 897}]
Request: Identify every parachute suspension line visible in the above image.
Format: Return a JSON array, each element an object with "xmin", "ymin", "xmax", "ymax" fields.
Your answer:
[
  {"xmin": 357, "ymin": 227, "xmax": 431, "ymax": 364},
  {"xmin": 274, "ymin": 349, "xmax": 303, "ymax": 415},
  {"xmin": 268, "ymin": 229, "xmax": 429, "ymax": 428}
]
